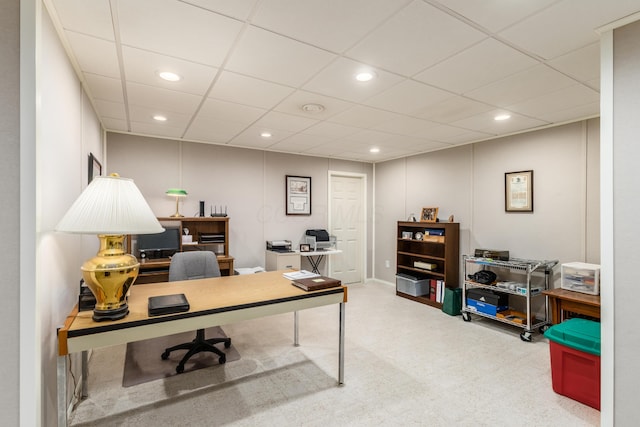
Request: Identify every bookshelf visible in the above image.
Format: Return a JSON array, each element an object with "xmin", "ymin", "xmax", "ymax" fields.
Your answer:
[{"xmin": 396, "ymin": 221, "xmax": 459, "ymax": 308}]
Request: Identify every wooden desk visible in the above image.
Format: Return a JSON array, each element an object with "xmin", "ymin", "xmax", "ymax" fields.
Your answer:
[
  {"xmin": 542, "ymin": 288, "xmax": 600, "ymax": 324},
  {"xmin": 57, "ymin": 270, "xmax": 347, "ymax": 427}
]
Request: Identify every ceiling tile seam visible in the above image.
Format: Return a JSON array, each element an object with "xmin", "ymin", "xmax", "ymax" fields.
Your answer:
[
  {"xmin": 178, "ymin": 6, "xmax": 262, "ymax": 141},
  {"xmin": 110, "ymin": 0, "xmax": 131, "ymax": 132}
]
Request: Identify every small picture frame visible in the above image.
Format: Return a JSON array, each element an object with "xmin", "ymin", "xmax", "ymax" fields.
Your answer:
[
  {"xmin": 286, "ymin": 175, "xmax": 311, "ymax": 215},
  {"xmin": 401, "ymin": 231, "xmax": 413, "ymax": 239},
  {"xmin": 505, "ymin": 170, "xmax": 533, "ymax": 212},
  {"xmin": 420, "ymin": 207, "xmax": 438, "ymax": 223},
  {"xmin": 88, "ymin": 152, "xmax": 102, "ymax": 184},
  {"xmin": 299, "ymin": 243, "xmax": 311, "ymax": 252}
]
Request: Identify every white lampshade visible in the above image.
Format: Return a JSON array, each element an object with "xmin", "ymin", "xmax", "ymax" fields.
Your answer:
[{"xmin": 56, "ymin": 174, "xmax": 163, "ymax": 235}]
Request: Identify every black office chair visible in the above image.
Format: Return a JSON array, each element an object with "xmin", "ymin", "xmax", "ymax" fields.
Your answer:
[{"xmin": 161, "ymin": 251, "xmax": 231, "ymax": 373}]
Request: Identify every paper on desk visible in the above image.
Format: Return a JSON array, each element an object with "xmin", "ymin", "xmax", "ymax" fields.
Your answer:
[{"xmin": 283, "ymin": 270, "xmax": 320, "ymax": 280}]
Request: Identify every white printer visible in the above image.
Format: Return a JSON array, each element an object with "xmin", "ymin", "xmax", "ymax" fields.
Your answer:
[{"xmin": 303, "ymin": 229, "xmax": 336, "ymax": 251}]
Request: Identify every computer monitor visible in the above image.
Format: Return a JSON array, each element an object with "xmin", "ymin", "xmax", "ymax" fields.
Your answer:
[{"xmin": 136, "ymin": 226, "xmax": 180, "ymax": 258}]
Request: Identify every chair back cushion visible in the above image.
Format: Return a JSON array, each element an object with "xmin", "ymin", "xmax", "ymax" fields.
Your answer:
[{"xmin": 169, "ymin": 251, "xmax": 221, "ymax": 281}]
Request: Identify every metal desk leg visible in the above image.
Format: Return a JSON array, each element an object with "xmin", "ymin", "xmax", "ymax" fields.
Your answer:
[
  {"xmin": 293, "ymin": 311, "xmax": 299, "ymax": 346},
  {"xmin": 57, "ymin": 355, "xmax": 68, "ymax": 427},
  {"xmin": 339, "ymin": 302, "xmax": 345, "ymax": 386},
  {"xmin": 307, "ymin": 255, "xmax": 324, "ymax": 274}
]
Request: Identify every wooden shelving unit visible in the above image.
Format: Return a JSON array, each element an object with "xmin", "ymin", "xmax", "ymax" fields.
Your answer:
[
  {"xmin": 396, "ymin": 221, "xmax": 459, "ymax": 308},
  {"xmin": 133, "ymin": 217, "xmax": 234, "ymax": 283}
]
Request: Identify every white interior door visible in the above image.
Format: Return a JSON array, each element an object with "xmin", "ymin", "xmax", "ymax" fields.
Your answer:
[{"xmin": 329, "ymin": 172, "xmax": 365, "ymax": 284}]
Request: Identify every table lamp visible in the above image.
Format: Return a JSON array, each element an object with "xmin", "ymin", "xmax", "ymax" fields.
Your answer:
[
  {"xmin": 56, "ymin": 173, "xmax": 164, "ymax": 321},
  {"xmin": 166, "ymin": 188, "xmax": 187, "ymax": 217}
]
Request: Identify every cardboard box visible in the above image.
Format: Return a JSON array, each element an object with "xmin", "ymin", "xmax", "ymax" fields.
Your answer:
[
  {"xmin": 466, "ymin": 288, "xmax": 508, "ymax": 316},
  {"xmin": 396, "ymin": 274, "xmax": 430, "ymax": 297},
  {"xmin": 544, "ymin": 318, "xmax": 601, "ymax": 410}
]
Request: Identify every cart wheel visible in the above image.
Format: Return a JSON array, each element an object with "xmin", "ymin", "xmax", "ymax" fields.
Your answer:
[
  {"xmin": 539, "ymin": 324, "xmax": 549, "ymax": 334},
  {"xmin": 520, "ymin": 331, "xmax": 532, "ymax": 342},
  {"xmin": 462, "ymin": 312, "xmax": 471, "ymax": 322}
]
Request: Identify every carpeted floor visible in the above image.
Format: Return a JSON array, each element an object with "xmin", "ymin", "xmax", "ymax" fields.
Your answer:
[{"xmin": 122, "ymin": 326, "xmax": 240, "ymax": 387}]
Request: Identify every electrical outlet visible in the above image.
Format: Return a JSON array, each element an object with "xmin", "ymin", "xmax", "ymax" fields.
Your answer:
[{"xmin": 385, "ymin": 260, "xmax": 390, "ymax": 268}]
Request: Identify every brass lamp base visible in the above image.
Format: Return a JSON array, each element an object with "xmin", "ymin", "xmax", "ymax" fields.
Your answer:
[
  {"xmin": 82, "ymin": 234, "xmax": 139, "ymax": 322},
  {"xmin": 169, "ymin": 197, "xmax": 184, "ymax": 217}
]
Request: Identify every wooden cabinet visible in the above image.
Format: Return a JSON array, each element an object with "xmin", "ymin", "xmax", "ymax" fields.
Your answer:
[
  {"xmin": 396, "ymin": 221, "xmax": 459, "ymax": 308},
  {"xmin": 134, "ymin": 217, "xmax": 234, "ymax": 283}
]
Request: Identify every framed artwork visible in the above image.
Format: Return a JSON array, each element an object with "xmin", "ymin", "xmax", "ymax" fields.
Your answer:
[
  {"xmin": 286, "ymin": 175, "xmax": 311, "ymax": 215},
  {"xmin": 505, "ymin": 170, "xmax": 533, "ymax": 212},
  {"xmin": 88, "ymin": 152, "xmax": 102, "ymax": 184},
  {"xmin": 420, "ymin": 207, "xmax": 438, "ymax": 223},
  {"xmin": 299, "ymin": 243, "xmax": 311, "ymax": 252}
]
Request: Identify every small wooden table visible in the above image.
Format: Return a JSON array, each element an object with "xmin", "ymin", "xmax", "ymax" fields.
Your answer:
[{"xmin": 542, "ymin": 288, "xmax": 600, "ymax": 324}]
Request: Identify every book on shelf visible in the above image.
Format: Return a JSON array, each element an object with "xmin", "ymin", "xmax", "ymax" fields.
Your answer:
[
  {"xmin": 291, "ymin": 276, "xmax": 342, "ymax": 291},
  {"xmin": 282, "ymin": 270, "xmax": 319, "ymax": 280},
  {"xmin": 414, "ymin": 261, "xmax": 436, "ymax": 270},
  {"xmin": 429, "ymin": 279, "xmax": 437, "ymax": 301}
]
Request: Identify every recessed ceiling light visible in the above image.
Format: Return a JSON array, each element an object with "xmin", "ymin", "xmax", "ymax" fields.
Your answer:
[
  {"xmin": 370, "ymin": 147, "xmax": 380, "ymax": 153},
  {"xmin": 260, "ymin": 131, "xmax": 272, "ymax": 138},
  {"xmin": 153, "ymin": 115, "xmax": 167, "ymax": 122},
  {"xmin": 158, "ymin": 71, "xmax": 181, "ymax": 82},
  {"xmin": 355, "ymin": 71, "xmax": 376, "ymax": 82},
  {"xmin": 302, "ymin": 103, "xmax": 325, "ymax": 113},
  {"xmin": 494, "ymin": 114, "xmax": 511, "ymax": 121}
]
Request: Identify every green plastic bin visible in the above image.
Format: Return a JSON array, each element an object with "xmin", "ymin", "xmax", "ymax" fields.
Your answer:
[{"xmin": 544, "ymin": 318, "xmax": 601, "ymax": 356}]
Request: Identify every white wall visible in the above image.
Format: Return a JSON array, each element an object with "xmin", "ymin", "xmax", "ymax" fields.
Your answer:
[
  {"xmin": 374, "ymin": 120, "xmax": 601, "ymax": 286},
  {"xmin": 106, "ymin": 133, "xmax": 374, "ymax": 275}
]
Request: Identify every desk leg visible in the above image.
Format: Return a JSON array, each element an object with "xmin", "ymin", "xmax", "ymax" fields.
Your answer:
[
  {"xmin": 338, "ymin": 302, "xmax": 345, "ymax": 386},
  {"xmin": 293, "ymin": 311, "xmax": 299, "ymax": 347},
  {"xmin": 57, "ymin": 355, "xmax": 68, "ymax": 427},
  {"xmin": 307, "ymin": 255, "xmax": 324, "ymax": 274}
]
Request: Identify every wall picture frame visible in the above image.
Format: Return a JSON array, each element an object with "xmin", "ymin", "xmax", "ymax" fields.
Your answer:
[
  {"xmin": 88, "ymin": 152, "xmax": 102, "ymax": 184},
  {"xmin": 420, "ymin": 207, "xmax": 438, "ymax": 223},
  {"xmin": 286, "ymin": 175, "xmax": 311, "ymax": 215},
  {"xmin": 505, "ymin": 170, "xmax": 533, "ymax": 212}
]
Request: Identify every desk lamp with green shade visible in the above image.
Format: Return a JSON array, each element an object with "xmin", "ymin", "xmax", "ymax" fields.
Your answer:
[
  {"xmin": 56, "ymin": 173, "xmax": 164, "ymax": 321},
  {"xmin": 166, "ymin": 188, "xmax": 187, "ymax": 217}
]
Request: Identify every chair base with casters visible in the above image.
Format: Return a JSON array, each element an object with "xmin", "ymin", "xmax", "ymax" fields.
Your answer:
[{"xmin": 161, "ymin": 328, "xmax": 232, "ymax": 373}]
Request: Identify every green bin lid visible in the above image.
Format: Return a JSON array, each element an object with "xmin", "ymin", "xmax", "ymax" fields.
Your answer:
[{"xmin": 544, "ymin": 318, "xmax": 601, "ymax": 356}]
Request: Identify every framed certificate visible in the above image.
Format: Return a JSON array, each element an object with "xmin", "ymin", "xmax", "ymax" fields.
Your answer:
[
  {"xmin": 505, "ymin": 170, "xmax": 533, "ymax": 212},
  {"xmin": 286, "ymin": 175, "xmax": 311, "ymax": 215}
]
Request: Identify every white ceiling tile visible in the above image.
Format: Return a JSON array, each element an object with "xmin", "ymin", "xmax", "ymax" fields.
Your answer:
[
  {"xmin": 301, "ymin": 122, "xmax": 361, "ymax": 139},
  {"xmin": 365, "ymin": 80, "xmax": 453, "ymax": 115},
  {"xmin": 345, "ymin": 129, "xmax": 397, "ymax": 145},
  {"xmin": 548, "ymin": 42, "xmax": 600, "ymax": 83},
  {"xmin": 226, "ymin": 26, "xmax": 336, "ymax": 87},
  {"xmin": 452, "ymin": 110, "xmax": 549, "ymax": 135},
  {"xmin": 251, "ymin": 0, "xmax": 408, "ymax": 52},
  {"xmin": 465, "ymin": 64, "xmax": 577, "ymax": 107},
  {"xmin": 414, "ymin": 38, "xmax": 538, "ymax": 94},
  {"xmin": 183, "ymin": 114, "xmax": 249, "ymax": 143},
  {"xmin": 423, "ymin": 123, "xmax": 491, "ymax": 143},
  {"xmin": 101, "ymin": 118, "xmax": 128, "ymax": 132},
  {"xmin": 508, "ymin": 84, "xmax": 600, "ymax": 119},
  {"xmin": 253, "ymin": 111, "xmax": 319, "ymax": 133},
  {"xmin": 126, "ymin": 83, "xmax": 202, "ymax": 115},
  {"xmin": 229, "ymin": 126, "xmax": 294, "ymax": 149},
  {"xmin": 130, "ymin": 121, "xmax": 186, "ymax": 139},
  {"xmin": 117, "ymin": 0, "xmax": 244, "ymax": 66},
  {"xmin": 51, "ymin": 0, "xmax": 115, "ymax": 40},
  {"xmin": 92, "ymin": 99, "xmax": 126, "ymax": 121},
  {"xmin": 346, "ymin": 1, "xmax": 486, "ymax": 76},
  {"xmin": 303, "ymin": 57, "xmax": 404, "ymax": 103},
  {"xmin": 209, "ymin": 71, "xmax": 295, "ymax": 109},
  {"xmin": 197, "ymin": 98, "xmax": 266, "ymax": 124},
  {"xmin": 181, "ymin": 0, "xmax": 259, "ymax": 20},
  {"xmin": 434, "ymin": 0, "xmax": 559, "ymax": 33},
  {"xmin": 274, "ymin": 90, "xmax": 354, "ymax": 120},
  {"xmin": 413, "ymin": 96, "xmax": 493, "ymax": 123},
  {"xmin": 122, "ymin": 47, "xmax": 217, "ymax": 96},
  {"xmin": 372, "ymin": 116, "xmax": 439, "ymax": 137},
  {"xmin": 65, "ymin": 31, "xmax": 120, "ymax": 78},
  {"xmin": 328, "ymin": 105, "xmax": 402, "ymax": 129},
  {"xmin": 537, "ymin": 102, "xmax": 600, "ymax": 124},
  {"xmin": 83, "ymin": 73, "xmax": 124, "ymax": 103},
  {"xmin": 268, "ymin": 133, "xmax": 330, "ymax": 153},
  {"xmin": 128, "ymin": 104, "xmax": 193, "ymax": 128}
]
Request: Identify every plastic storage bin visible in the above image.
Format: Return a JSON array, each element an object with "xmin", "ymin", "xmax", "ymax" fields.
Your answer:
[
  {"xmin": 544, "ymin": 318, "xmax": 601, "ymax": 410},
  {"xmin": 396, "ymin": 274, "xmax": 430, "ymax": 297},
  {"xmin": 561, "ymin": 262, "xmax": 600, "ymax": 295}
]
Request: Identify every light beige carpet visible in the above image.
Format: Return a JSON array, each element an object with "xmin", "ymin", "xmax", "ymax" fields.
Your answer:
[{"xmin": 122, "ymin": 326, "xmax": 240, "ymax": 387}]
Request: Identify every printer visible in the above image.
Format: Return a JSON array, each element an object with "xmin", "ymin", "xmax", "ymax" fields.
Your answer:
[
  {"xmin": 303, "ymin": 229, "xmax": 337, "ymax": 251},
  {"xmin": 266, "ymin": 240, "xmax": 293, "ymax": 252}
]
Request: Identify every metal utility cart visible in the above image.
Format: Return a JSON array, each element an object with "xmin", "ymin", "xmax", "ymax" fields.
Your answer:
[{"xmin": 462, "ymin": 256, "xmax": 558, "ymax": 342}]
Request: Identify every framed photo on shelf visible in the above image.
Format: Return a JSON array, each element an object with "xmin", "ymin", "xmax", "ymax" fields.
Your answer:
[
  {"xmin": 505, "ymin": 170, "xmax": 533, "ymax": 212},
  {"xmin": 299, "ymin": 243, "xmax": 311, "ymax": 252},
  {"xmin": 286, "ymin": 175, "xmax": 311, "ymax": 215},
  {"xmin": 88, "ymin": 152, "xmax": 102, "ymax": 184},
  {"xmin": 420, "ymin": 207, "xmax": 438, "ymax": 223}
]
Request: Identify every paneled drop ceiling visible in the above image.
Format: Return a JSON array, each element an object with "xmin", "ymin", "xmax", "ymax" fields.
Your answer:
[{"xmin": 47, "ymin": 0, "xmax": 640, "ymax": 163}]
